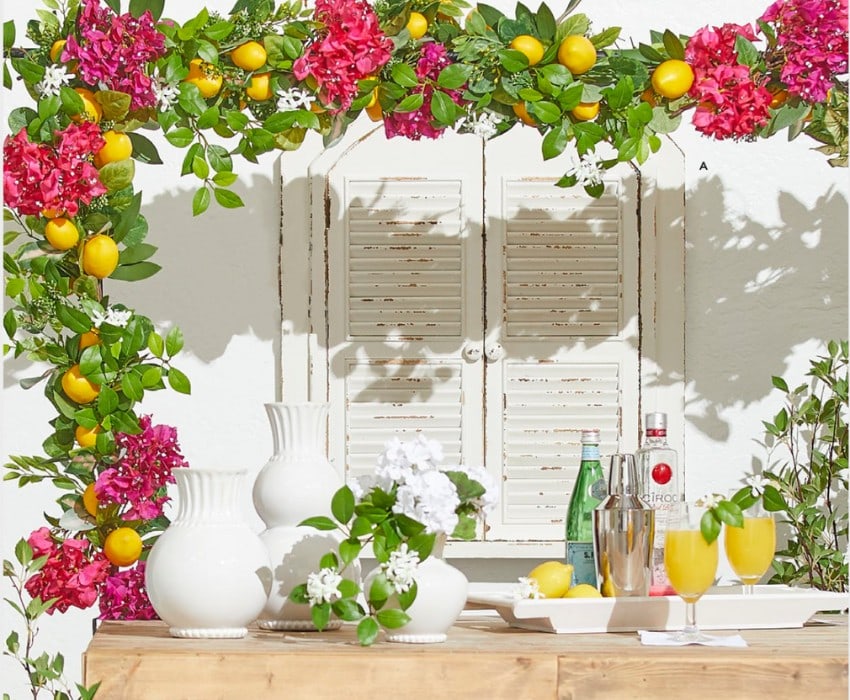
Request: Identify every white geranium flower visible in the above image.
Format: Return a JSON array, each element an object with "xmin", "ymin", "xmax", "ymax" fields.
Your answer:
[
  {"xmin": 448, "ymin": 463, "xmax": 499, "ymax": 514},
  {"xmin": 514, "ymin": 576, "xmax": 543, "ymax": 600},
  {"xmin": 746, "ymin": 473, "xmax": 769, "ymax": 497},
  {"xmin": 151, "ymin": 69, "xmax": 180, "ymax": 112},
  {"xmin": 393, "ymin": 470, "xmax": 460, "ymax": 535},
  {"xmin": 383, "ymin": 543, "xmax": 420, "ymax": 594},
  {"xmin": 306, "ymin": 567, "xmax": 342, "ymax": 606},
  {"xmin": 276, "ymin": 87, "xmax": 315, "ymax": 112},
  {"xmin": 36, "ymin": 64, "xmax": 73, "ymax": 97},
  {"xmin": 566, "ymin": 152, "xmax": 604, "ymax": 188}
]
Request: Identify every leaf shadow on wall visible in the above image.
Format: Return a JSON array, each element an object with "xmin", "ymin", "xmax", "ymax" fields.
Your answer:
[{"xmin": 3, "ymin": 171, "xmax": 283, "ymax": 390}]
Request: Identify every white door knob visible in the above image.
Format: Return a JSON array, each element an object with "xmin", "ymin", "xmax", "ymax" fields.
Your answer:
[
  {"xmin": 485, "ymin": 343, "xmax": 504, "ymax": 362},
  {"xmin": 462, "ymin": 344, "xmax": 482, "ymax": 362}
]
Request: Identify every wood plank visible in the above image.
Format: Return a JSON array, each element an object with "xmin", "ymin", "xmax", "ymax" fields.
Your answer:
[{"xmin": 83, "ymin": 617, "xmax": 847, "ymax": 700}]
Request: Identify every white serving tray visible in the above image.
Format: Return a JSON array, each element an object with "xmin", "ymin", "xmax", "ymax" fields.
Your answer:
[{"xmin": 466, "ymin": 583, "xmax": 848, "ymax": 634}]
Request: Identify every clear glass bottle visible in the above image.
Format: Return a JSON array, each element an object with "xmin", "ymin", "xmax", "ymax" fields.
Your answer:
[
  {"xmin": 565, "ymin": 429, "xmax": 607, "ymax": 587},
  {"xmin": 636, "ymin": 412, "xmax": 681, "ymax": 596}
]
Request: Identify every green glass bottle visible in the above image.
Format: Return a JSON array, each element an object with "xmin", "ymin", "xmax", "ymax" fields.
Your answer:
[{"xmin": 565, "ymin": 429, "xmax": 607, "ymax": 587}]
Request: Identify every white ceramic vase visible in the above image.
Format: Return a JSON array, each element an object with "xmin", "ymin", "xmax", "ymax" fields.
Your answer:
[
  {"xmin": 253, "ymin": 402, "xmax": 351, "ymax": 630},
  {"xmin": 145, "ymin": 468, "xmax": 272, "ymax": 639},
  {"xmin": 378, "ymin": 535, "xmax": 469, "ymax": 644}
]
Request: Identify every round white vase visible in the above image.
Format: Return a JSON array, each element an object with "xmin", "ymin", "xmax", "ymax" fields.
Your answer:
[
  {"xmin": 253, "ymin": 402, "xmax": 353, "ymax": 631},
  {"xmin": 145, "ymin": 468, "xmax": 272, "ymax": 639},
  {"xmin": 379, "ymin": 535, "xmax": 469, "ymax": 644}
]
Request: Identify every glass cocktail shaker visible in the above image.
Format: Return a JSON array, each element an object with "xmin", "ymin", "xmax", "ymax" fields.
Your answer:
[{"xmin": 592, "ymin": 453, "xmax": 655, "ymax": 597}]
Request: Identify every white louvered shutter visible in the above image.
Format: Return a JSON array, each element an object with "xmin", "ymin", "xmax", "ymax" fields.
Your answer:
[
  {"xmin": 482, "ymin": 129, "xmax": 640, "ymax": 542},
  {"xmin": 320, "ymin": 131, "xmax": 485, "ymax": 483}
]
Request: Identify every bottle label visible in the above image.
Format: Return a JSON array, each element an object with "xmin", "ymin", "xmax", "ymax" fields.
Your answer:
[
  {"xmin": 590, "ymin": 477, "xmax": 608, "ymax": 500},
  {"xmin": 646, "ymin": 429, "xmax": 667, "ymax": 438},
  {"xmin": 566, "ymin": 541, "xmax": 597, "ymax": 587},
  {"xmin": 581, "ymin": 444, "xmax": 600, "ymax": 461}
]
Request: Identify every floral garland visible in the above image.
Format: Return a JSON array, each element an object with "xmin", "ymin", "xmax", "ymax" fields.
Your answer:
[{"xmin": 1, "ymin": 0, "xmax": 846, "ymax": 694}]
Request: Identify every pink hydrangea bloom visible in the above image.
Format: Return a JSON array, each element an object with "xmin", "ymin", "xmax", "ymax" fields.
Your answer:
[
  {"xmin": 25, "ymin": 527, "xmax": 110, "ymax": 614},
  {"xmin": 3, "ymin": 122, "xmax": 106, "ymax": 217},
  {"xmin": 62, "ymin": 0, "xmax": 166, "ymax": 110},
  {"xmin": 293, "ymin": 0, "xmax": 393, "ymax": 113},
  {"xmin": 99, "ymin": 561, "xmax": 158, "ymax": 620},
  {"xmin": 384, "ymin": 43, "xmax": 467, "ymax": 141},
  {"xmin": 685, "ymin": 23, "xmax": 772, "ymax": 140},
  {"xmin": 95, "ymin": 415, "xmax": 188, "ymax": 520},
  {"xmin": 760, "ymin": 0, "xmax": 848, "ymax": 102}
]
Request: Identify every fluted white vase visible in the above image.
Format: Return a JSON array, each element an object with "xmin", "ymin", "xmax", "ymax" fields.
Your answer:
[
  {"xmin": 253, "ymin": 402, "xmax": 352, "ymax": 630},
  {"xmin": 145, "ymin": 468, "xmax": 272, "ymax": 639}
]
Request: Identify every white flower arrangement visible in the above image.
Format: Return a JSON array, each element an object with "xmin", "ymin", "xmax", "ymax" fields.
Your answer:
[{"xmin": 291, "ymin": 434, "xmax": 498, "ymax": 645}]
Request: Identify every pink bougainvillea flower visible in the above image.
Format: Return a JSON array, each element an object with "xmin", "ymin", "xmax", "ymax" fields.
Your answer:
[
  {"xmin": 95, "ymin": 415, "xmax": 188, "ymax": 521},
  {"xmin": 760, "ymin": 0, "xmax": 848, "ymax": 102},
  {"xmin": 3, "ymin": 122, "xmax": 106, "ymax": 217},
  {"xmin": 383, "ymin": 43, "xmax": 468, "ymax": 141},
  {"xmin": 25, "ymin": 527, "xmax": 110, "ymax": 614},
  {"xmin": 99, "ymin": 561, "xmax": 158, "ymax": 620},
  {"xmin": 293, "ymin": 0, "xmax": 393, "ymax": 113},
  {"xmin": 62, "ymin": 0, "xmax": 166, "ymax": 110},
  {"xmin": 684, "ymin": 23, "xmax": 772, "ymax": 140}
]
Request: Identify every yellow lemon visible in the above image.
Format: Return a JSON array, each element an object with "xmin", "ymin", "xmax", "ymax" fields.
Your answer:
[
  {"xmin": 82, "ymin": 234, "xmax": 120, "ymax": 279},
  {"xmin": 406, "ymin": 11, "xmax": 428, "ymax": 40},
  {"xmin": 571, "ymin": 101, "xmax": 600, "ymax": 121},
  {"xmin": 651, "ymin": 59, "xmax": 695, "ymax": 100},
  {"xmin": 72, "ymin": 88, "xmax": 102, "ymax": 123},
  {"xmin": 75, "ymin": 424, "xmax": 101, "ymax": 448},
  {"xmin": 79, "ymin": 329, "xmax": 100, "ymax": 350},
  {"xmin": 104, "ymin": 527, "xmax": 143, "ymax": 567},
  {"xmin": 61, "ymin": 364, "xmax": 99, "ymax": 404},
  {"xmin": 95, "ymin": 130, "xmax": 133, "ymax": 168},
  {"xmin": 230, "ymin": 40, "xmax": 267, "ymax": 71},
  {"xmin": 527, "ymin": 561, "xmax": 574, "ymax": 598},
  {"xmin": 185, "ymin": 58, "xmax": 223, "ymax": 99},
  {"xmin": 564, "ymin": 583, "xmax": 603, "ymax": 598},
  {"xmin": 44, "ymin": 217, "xmax": 79, "ymax": 251},
  {"xmin": 50, "ymin": 39, "xmax": 66, "ymax": 63},
  {"xmin": 246, "ymin": 72, "xmax": 272, "ymax": 101},
  {"xmin": 557, "ymin": 35, "xmax": 597, "ymax": 75},
  {"xmin": 512, "ymin": 101, "xmax": 537, "ymax": 126},
  {"xmin": 82, "ymin": 483, "xmax": 99, "ymax": 516},
  {"xmin": 510, "ymin": 34, "xmax": 545, "ymax": 67}
]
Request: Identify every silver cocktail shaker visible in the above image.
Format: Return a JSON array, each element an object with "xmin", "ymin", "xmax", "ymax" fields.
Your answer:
[{"xmin": 592, "ymin": 453, "xmax": 655, "ymax": 597}]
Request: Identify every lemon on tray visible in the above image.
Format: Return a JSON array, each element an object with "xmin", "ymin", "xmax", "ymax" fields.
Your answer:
[
  {"xmin": 563, "ymin": 583, "xmax": 603, "ymax": 598},
  {"xmin": 527, "ymin": 561, "xmax": 574, "ymax": 598}
]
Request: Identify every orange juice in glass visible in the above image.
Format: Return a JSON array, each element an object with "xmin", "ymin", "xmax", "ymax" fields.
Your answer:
[
  {"xmin": 664, "ymin": 502, "xmax": 719, "ymax": 642},
  {"xmin": 725, "ymin": 510, "xmax": 775, "ymax": 594}
]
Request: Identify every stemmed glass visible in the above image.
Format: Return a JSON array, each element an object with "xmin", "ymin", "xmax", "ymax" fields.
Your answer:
[
  {"xmin": 724, "ymin": 500, "xmax": 776, "ymax": 594},
  {"xmin": 663, "ymin": 501, "xmax": 719, "ymax": 642}
]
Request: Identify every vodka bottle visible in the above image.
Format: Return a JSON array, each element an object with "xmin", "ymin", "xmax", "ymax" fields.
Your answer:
[
  {"xmin": 565, "ymin": 429, "xmax": 607, "ymax": 587},
  {"xmin": 636, "ymin": 412, "xmax": 681, "ymax": 596}
]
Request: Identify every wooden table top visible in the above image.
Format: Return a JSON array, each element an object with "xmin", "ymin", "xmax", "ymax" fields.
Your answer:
[{"xmin": 83, "ymin": 614, "xmax": 848, "ymax": 700}]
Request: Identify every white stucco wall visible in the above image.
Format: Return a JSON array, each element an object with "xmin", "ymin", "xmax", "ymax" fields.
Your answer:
[{"xmin": 1, "ymin": 0, "xmax": 846, "ymax": 694}]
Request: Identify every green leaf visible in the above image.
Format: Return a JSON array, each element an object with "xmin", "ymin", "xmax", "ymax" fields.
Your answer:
[
  {"xmin": 319, "ymin": 552, "xmax": 339, "ymax": 570},
  {"xmin": 197, "ymin": 106, "xmax": 220, "ymax": 130},
  {"xmin": 498, "ymin": 49, "xmax": 529, "ymax": 73},
  {"xmin": 165, "ymin": 326, "xmax": 184, "ymax": 357},
  {"xmin": 541, "ymin": 123, "xmax": 568, "ymax": 160},
  {"xmin": 118, "ymin": 243, "xmax": 157, "ymax": 265},
  {"xmin": 662, "ymin": 30, "xmax": 685, "ymax": 60},
  {"xmin": 129, "ymin": 0, "xmax": 165, "ymax": 20},
  {"xmin": 771, "ymin": 376, "xmax": 789, "ymax": 393},
  {"xmin": 331, "ymin": 485, "xmax": 355, "ymax": 524},
  {"xmin": 368, "ymin": 572, "xmax": 393, "ymax": 605},
  {"xmin": 529, "ymin": 101, "xmax": 561, "ymax": 124},
  {"xmin": 331, "ymin": 598, "xmax": 364, "ymax": 622},
  {"xmin": 147, "ymin": 332, "xmax": 164, "ymax": 358},
  {"xmin": 700, "ymin": 509, "xmax": 721, "ymax": 544},
  {"xmin": 310, "ymin": 602, "xmax": 331, "ymax": 631},
  {"xmin": 114, "ymin": 192, "xmax": 143, "ymax": 242},
  {"xmin": 391, "ymin": 63, "xmax": 419, "ymax": 88},
  {"xmin": 98, "ymin": 159, "xmax": 135, "ymax": 192},
  {"xmin": 437, "ymin": 64, "xmax": 473, "ymax": 90},
  {"xmin": 165, "ymin": 127, "xmax": 195, "ymax": 148},
  {"xmin": 590, "ymin": 26, "xmax": 621, "ymax": 49},
  {"xmin": 207, "ymin": 145, "xmax": 232, "ymax": 173},
  {"xmin": 166, "ymin": 367, "xmax": 191, "ymax": 394},
  {"xmin": 536, "ymin": 3, "xmax": 557, "ymax": 41},
  {"xmin": 356, "ymin": 616, "xmax": 380, "ymax": 646},
  {"xmin": 192, "ymin": 155, "xmax": 210, "ymax": 180},
  {"xmin": 713, "ymin": 500, "xmax": 743, "ymax": 528},
  {"xmin": 394, "ymin": 93, "xmax": 425, "ymax": 113},
  {"xmin": 122, "ymin": 371, "xmax": 144, "ymax": 401},
  {"xmin": 350, "ymin": 515, "xmax": 373, "ymax": 538},
  {"xmin": 96, "ymin": 90, "xmax": 131, "ymax": 122},
  {"xmin": 430, "ymin": 90, "xmax": 458, "ymax": 125},
  {"xmin": 5, "ymin": 278, "xmax": 24, "ymax": 298},
  {"xmin": 3, "ymin": 309, "xmax": 17, "ymax": 339},
  {"xmin": 127, "ymin": 132, "xmax": 163, "ymax": 165},
  {"xmin": 734, "ymin": 35, "xmax": 759, "ymax": 68},
  {"xmin": 213, "ymin": 188, "xmax": 244, "ymax": 209},
  {"xmin": 192, "ymin": 187, "xmax": 211, "ymax": 216},
  {"xmin": 3, "ymin": 20, "xmax": 15, "ymax": 51},
  {"xmin": 109, "ymin": 261, "xmax": 161, "ymax": 282},
  {"xmin": 288, "ymin": 583, "xmax": 309, "ymax": 604},
  {"xmin": 339, "ymin": 538, "xmax": 361, "ymax": 566},
  {"xmin": 212, "ymin": 171, "xmax": 238, "ymax": 187},
  {"xmin": 97, "ymin": 385, "xmax": 120, "ymax": 415},
  {"xmin": 376, "ymin": 608, "xmax": 411, "ymax": 630},
  {"xmin": 11, "ymin": 58, "xmax": 44, "ymax": 85},
  {"xmin": 762, "ymin": 484, "xmax": 787, "ymax": 512},
  {"xmin": 299, "ymin": 516, "xmax": 338, "ymax": 531}
]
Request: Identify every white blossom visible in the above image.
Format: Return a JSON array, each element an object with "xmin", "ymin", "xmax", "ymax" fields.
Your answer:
[
  {"xmin": 90, "ymin": 307, "xmax": 133, "ymax": 329},
  {"xmin": 745, "ymin": 473, "xmax": 769, "ymax": 497},
  {"xmin": 565, "ymin": 152, "xmax": 604, "ymax": 188},
  {"xmin": 151, "ymin": 69, "xmax": 180, "ymax": 112},
  {"xmin": 306, "ymin": 567, "xmax": 342, "ymax": 606},
  {"xmin": 458, "ymin": 110, "xmax": 501, "ymax": 139},
  {"xmin": 36, "ymin": 64, "xmax": 73, "ymax": 98},
  {"xmin": 696, "ymin": 492, "xmax": 722, "ymax": 509},
  {"xmin": 513, "ymin": 576, "xmax": 543, "ymax": 600},
  {"xmin": 276, "ymin": 87, "xmax": 315, "ymax": 112},
  {"xmin": 383, "ymin": 543, "xmax": 420, "ymax": 594},
  {"xmin": 393, "ymin": 469, "xmax": 460, "ymax": 534}
]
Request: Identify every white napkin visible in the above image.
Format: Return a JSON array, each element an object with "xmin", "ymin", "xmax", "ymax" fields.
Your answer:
[{"xmin": 638, "ymin": 630, "xmax": 748, "ymax": 647}]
